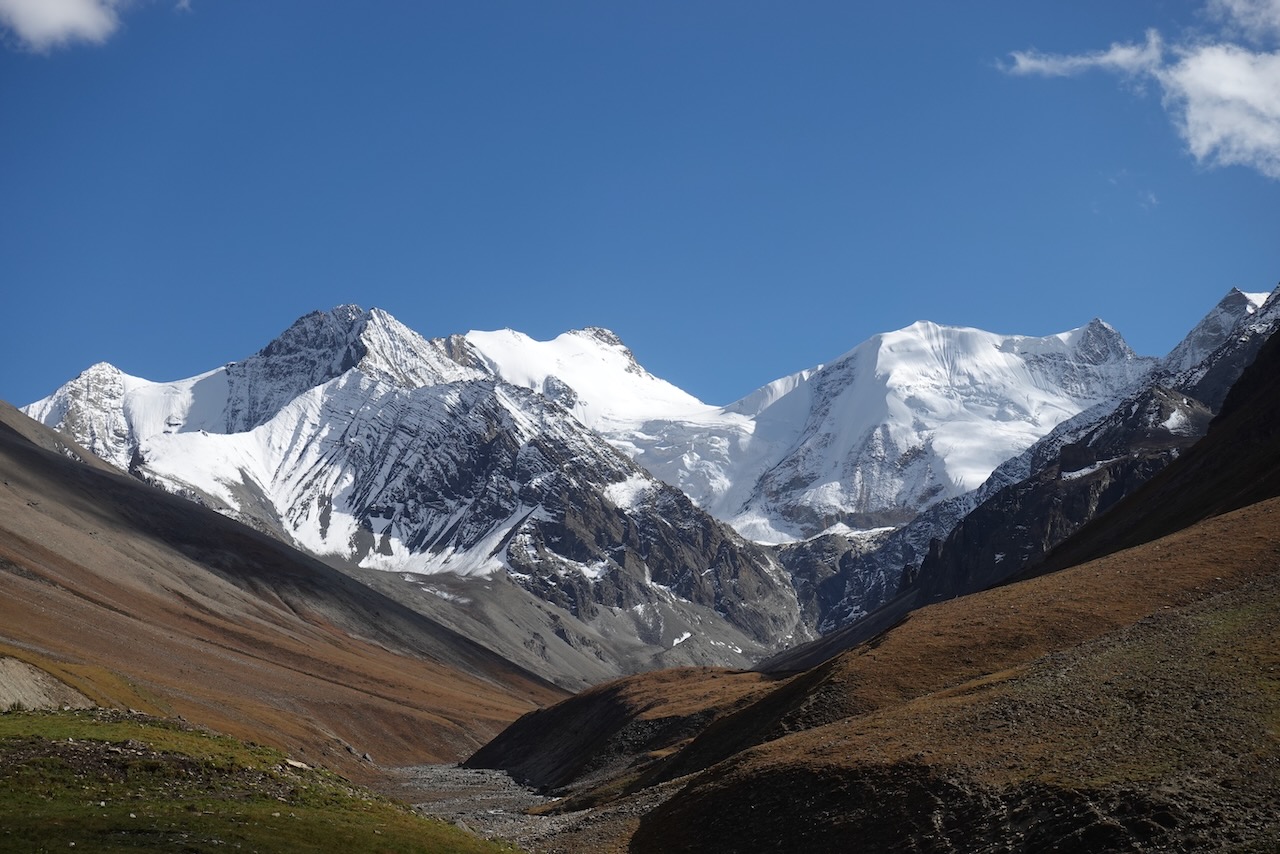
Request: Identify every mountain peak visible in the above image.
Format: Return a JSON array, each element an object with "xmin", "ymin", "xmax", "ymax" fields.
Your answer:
[
  {"xmin": 1225, "ymin": 286, "xmax": 1273, "ymax": 310},
  {"xmin": 462, "ymin": 327, "xmax": 705, "ymax": 429},
  {"xmin": 567, "ymin": 327, "xmax": 643, "ymax": 373},
  {"xmin": 573, "ymin": 326, "xmax": 627, "ymax": 348},
  {"xmin": 1162, "ymin": 287, "xmax": 1276, "ymax": 376},
  {"xmin": 81, "ymin": 361, "xmax": 125, "ymax": 380},
  {"xmin": 21, "ymin": 360, "xmax": 140, "ymax": 469},
  {"xmin": 1064, "ymin": 317, "xmax": 1136, "ymax": 364},
  {"xmin": 352, "ymin": 308, "xmax": 482, "ymax": 389},
  {"xmin": 207, "ymin": 305, "xmax": 481, "ymax": 433},
  {"xmin": 257, "ymin": 305, "xmax": 368, "ymax": 366}
]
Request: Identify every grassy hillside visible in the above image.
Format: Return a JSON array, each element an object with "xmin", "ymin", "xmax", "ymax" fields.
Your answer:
[
  {"xmin": 635, "ymin": 536, "xmax": 1280, "ymax": 851},
  {"xmin": 463, "ymin": 497, "xmax": 1280, "ymax": 852},
  {"xmin": 0, "ymin": 708, "xmax": 519, "ymax": 853}
]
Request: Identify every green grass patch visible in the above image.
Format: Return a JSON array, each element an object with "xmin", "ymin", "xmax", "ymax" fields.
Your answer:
[{"xmin": 0, "ymin": 709, "xmax": 520, "ymax": 853}]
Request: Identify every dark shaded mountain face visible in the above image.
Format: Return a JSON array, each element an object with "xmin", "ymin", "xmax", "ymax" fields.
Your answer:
[
  {"xmin": 905, "ymin": 384, "xmax": 1212, "ymax": 602},
  {"xmin": 1023, "ymin": 314, "xmax": 1280, "ymax": 578}
]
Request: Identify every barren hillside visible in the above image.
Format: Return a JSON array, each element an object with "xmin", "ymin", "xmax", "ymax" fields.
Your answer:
[{"xmin": 0, "ymin": 401, "xmax": 566, "ymax": 784}]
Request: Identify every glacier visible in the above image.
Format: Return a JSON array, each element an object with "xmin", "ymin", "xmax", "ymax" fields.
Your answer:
[{"xmin": 465, "ymin": 317, "xmax": 1157, "ymax": 542}]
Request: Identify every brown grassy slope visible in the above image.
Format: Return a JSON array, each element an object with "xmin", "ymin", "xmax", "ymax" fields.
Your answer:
[
  {"xmin": 460, "ymin": 499, "xmax": 1280, "ymax": 852},
  {"xmin": 465, "ymin": 665, "xmax": 779, "ymax": 793},
  {"xmin": 0, "ymin": 402, "xmax": 566, "ymax": 782},
  {"xmin": 470, "ymin": 498, "xmax": 1280, "ymax": 807},
  {"xmin": 636, "ymin": 496, "xmax": 1280, "ymax": 793},
  {"xmin": 635, "ymin": 510, "xmax": 1280, "ymax": 851}
]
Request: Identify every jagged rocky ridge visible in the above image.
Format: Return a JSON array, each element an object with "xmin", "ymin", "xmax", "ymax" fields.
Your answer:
[{"xmin": 22, "ymin": 289, "xmax": 1273, "ymax": 682}]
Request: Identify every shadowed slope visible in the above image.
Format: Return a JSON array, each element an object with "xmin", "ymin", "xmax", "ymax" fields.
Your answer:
[
  {"xmin": 634, "ymin": 505, "xmax": 1280, "ymax": 850},
  {"xmin": 0, "ymin": 401, "xmax": 566, "ymax": 783},
  {"xmin": 465, "ymin": 667, "xmax": 778, "ymax": 794}
]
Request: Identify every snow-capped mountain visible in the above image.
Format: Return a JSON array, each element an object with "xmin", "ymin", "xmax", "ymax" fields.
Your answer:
[
  {"xmin": 24, "ymin": 308, "xmax": 809, "ymax": 685},
  {"xmin": 22, "ymin": 307, "xmax": 480, "ymax": 471},
  {"xmin": 24, "ymin": 292, "xmax": 1258, "ymax": 676},
  {"xmin": 814, "ymin": 286, "xmax": 1279, "ymax": 632},
  {"xmin": 464, "ymin": 317, "xmax": 1155, "ymax": 542},
  {"xmin": 455, "ymin": 326, "xmax": 706, "ymax": 431},
  {"xmin": 1161, "ymin": 288, "xmax": 1272, "ymax": 375}
]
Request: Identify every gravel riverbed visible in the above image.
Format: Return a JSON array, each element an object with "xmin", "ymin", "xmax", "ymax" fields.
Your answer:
[{"xmin": 383, "ymin": 763, "xmax": 678, "ymax": 852}]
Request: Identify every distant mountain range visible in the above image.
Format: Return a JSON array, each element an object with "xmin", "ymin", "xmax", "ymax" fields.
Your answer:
[
  {"xmin": 468, "ymin": 315, "xmax": 1280, "ymax": 850},
  {"xmin": 20, "ymin": 287, "xmax": 1277, "ymax": 685}
]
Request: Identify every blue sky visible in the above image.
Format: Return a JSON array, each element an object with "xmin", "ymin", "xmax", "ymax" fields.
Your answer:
[{"xmin": 2, "ymin": 1, "xmax": 1278, "ymax": 407}]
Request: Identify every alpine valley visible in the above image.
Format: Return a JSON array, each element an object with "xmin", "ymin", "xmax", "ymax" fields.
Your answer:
[
  {"xmin": 6, "ymin": 284, "xmax": 1280, "ymax": 851},
  {"xmin": 19, "ymin": 287, "xmax": 1276, "ymax": 687}
]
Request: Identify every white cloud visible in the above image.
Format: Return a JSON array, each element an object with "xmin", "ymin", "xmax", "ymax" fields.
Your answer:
[
  {"xmin": 1162, "ymin": 44, "xmax": 1280, "ymax": 178},
  {"xmin": 1209, "ymin": 0, "xmax": 1280, "ymax": 41},
  {"xmin": 0, "ymin": 0, "xmax": 120, "ymax": 50},
  {"xmin": 1007, "ymin": 30, "xmax": 1164, "ymax": 77},
  {"xmin": 1006, "ymin": 4, "xmax": 1280, "ymax": 181}
]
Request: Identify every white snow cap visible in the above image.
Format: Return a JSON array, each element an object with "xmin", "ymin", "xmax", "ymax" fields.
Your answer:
[{"xmin": 462, "ymin": 326, "xmax": 706, "ymax": 429}]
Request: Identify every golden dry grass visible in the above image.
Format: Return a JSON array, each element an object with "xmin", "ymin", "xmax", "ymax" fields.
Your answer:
[{"xmin": 470, "ymin": 497, "xmax": 1280, "ymax": 851}]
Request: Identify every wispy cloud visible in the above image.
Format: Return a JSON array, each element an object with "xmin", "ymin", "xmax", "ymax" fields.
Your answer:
[
  {"xmin": 1005, "ymin": 1, "xmax": 1280, "ymax": 180},
  {"xmin": 1007, "ymin": 30, "xmax": 1164, "ymax": 78}
]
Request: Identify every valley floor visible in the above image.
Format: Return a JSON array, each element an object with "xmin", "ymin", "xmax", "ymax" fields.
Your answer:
[{"xmin": 382, "ymin": 764, "xmax": 680, "ymax": 854}]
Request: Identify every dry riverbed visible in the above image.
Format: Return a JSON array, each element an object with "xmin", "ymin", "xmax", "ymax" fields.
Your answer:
[{"xmin": 384, "ymin": 763, "xmax": 679, "ymax": 853}]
